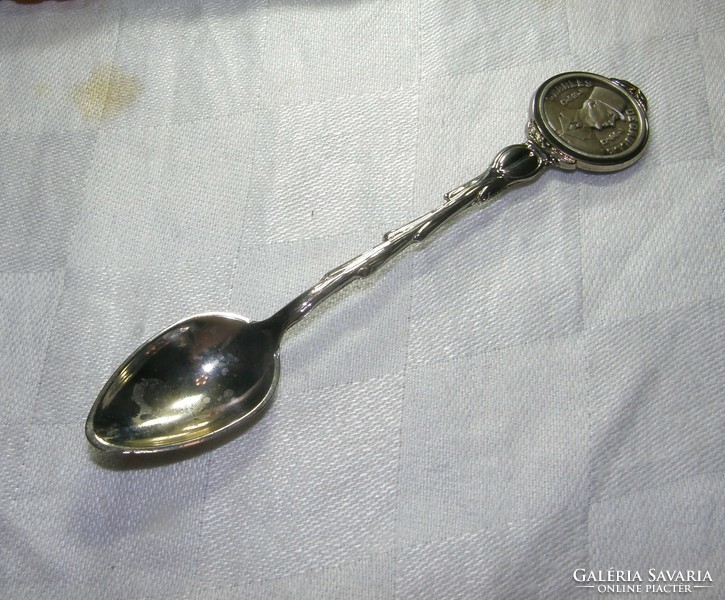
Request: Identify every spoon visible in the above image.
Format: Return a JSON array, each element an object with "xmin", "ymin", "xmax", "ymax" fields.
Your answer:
[{"xmin": 86, "ymin": 72, "xmax": 649, "ymax": 454}]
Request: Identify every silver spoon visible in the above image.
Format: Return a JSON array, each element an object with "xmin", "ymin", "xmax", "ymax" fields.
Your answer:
[{"xmin": 86, "ymin": 72, "xmax": 649, "ymax": 454}]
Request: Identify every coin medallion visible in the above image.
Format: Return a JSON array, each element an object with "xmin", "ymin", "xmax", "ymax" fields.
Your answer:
[{"xmin": 530, "ymin": 72, "xmax": 648, "ymax": 172}]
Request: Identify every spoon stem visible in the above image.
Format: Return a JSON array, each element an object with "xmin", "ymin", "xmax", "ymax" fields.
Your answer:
[{"xmin": 267, "ymin": 142, "xmax": 548, "ymax": 336}]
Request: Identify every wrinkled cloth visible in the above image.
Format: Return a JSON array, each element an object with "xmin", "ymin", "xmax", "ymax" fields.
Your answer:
[{"xmin": 1, "ymin": 1, "xmax": 723, "ymax": 598}]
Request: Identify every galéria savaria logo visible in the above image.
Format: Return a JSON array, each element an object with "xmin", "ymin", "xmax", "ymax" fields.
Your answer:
[{"xmin": 572, "ymin": 568, "xmax": 715, "ymax": 594}]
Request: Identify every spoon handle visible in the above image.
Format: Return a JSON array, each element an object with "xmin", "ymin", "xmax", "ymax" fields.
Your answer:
[{"xmin": 268, "ymin": 142, "xmax": 548, "ymax": 334}]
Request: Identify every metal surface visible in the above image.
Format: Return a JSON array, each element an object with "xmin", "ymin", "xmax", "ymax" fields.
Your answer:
[
  {"xmin": 86, "ymin": 72, "xmax": 649, "ymax": 454},
  {"xmin": 529, "ymin": 71, "xmax": 648, "ymax": 172},
  {"xmin": 87, "ymin": 314, "xmax": 280, "ymax": 453}
]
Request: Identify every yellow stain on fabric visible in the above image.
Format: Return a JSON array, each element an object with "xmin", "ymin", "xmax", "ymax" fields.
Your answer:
[
  {"xmin": 72, "ymin": 64, "xmax": 142, "ymax": 121},
  {"xmin": 32, "ymin": 83, "xmax": 50, "ymax": 98}
]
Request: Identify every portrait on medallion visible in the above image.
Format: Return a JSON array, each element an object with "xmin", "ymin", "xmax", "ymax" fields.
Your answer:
[{"xmin": 555, "ymin": 85, "xmax": 628, "ymax": 142}]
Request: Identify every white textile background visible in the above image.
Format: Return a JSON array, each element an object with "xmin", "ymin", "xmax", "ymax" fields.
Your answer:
[{"xmin": 1, "ymin": 1, "xmax": 723, "ymax": 598}]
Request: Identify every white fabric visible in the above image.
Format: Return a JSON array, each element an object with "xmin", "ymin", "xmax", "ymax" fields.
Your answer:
[{"xmin": 1, "ymin": 1, "xmax": 723, "ymax": 598}]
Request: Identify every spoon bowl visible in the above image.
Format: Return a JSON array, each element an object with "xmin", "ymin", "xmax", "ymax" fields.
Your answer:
[{"xmin": 86, "ymin": 313, "xmax": 280, "ymax": 453}]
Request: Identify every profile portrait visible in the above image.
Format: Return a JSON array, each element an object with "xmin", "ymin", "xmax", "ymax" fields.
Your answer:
[{"xmin": 554, "ymin": 85, "xmax": 628, "ymax": 143}]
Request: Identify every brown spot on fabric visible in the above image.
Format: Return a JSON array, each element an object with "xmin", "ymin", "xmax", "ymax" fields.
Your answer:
[{"xmin": 72, "ymin": 64, "xmax": 142, "ymax": 121}]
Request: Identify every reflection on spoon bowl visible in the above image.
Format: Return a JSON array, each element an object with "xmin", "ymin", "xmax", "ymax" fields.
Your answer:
[{"xmin": 86, "ymin": 313, "xmax": 280, "ymax": 453}]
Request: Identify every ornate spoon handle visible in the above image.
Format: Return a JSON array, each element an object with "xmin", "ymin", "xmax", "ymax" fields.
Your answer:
[
  {"xmin": 268, "ymin": 71, "xmax": 649, "ymax": 335},
  {"xmin": 269, "ymin": 144, "xmax": 547, "ymax": 333}
]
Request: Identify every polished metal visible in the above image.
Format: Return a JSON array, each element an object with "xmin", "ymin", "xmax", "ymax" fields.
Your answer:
[
  {"xmin": 529, "ymin": 71, "xmax": 648, "ymax": 172},
  {"xmin": 86, "ymin": 72, "xmax": 649, "ymax": 454},
  {"xmin": 89, "ymin": 314, "xmax": 280, "ymax": 452}
]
